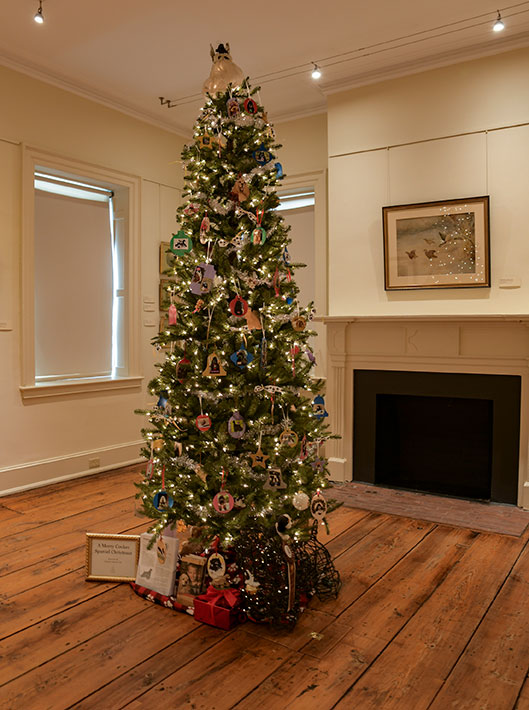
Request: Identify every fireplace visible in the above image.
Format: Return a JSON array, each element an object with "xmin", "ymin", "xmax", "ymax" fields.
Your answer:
[
  {"xmin": 353, "ymin": 370, "xmax": 520, "ymax": 504},
  {"xmin": 320, "ymin": 315, "xmax": 529, "ymax": 509}
]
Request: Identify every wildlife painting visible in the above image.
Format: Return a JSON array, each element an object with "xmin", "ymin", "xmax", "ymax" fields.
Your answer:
[{"xmin": 396, "ymin": 212, "xmax": 476, "ymax": 277}]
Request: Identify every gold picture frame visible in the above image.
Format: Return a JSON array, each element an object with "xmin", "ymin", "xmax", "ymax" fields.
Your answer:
[
  {"xmin": 160, "ymin": 241, "xmax": 174, "ymax": 274},
  {"xmin": 85, "ymin": 533, "xmax": 140, "ymax": 582},
  {"xmin": 382, "ymin": 196, "xmax": 490, "ymax": 290}
]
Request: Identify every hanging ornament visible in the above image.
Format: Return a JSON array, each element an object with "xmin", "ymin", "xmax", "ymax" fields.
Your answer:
[
  {"xmin": 152, "ymin": 438, "xmax": 164, "ymax": 452},
  {"xmin": 311, "ymin": 458, "xmax": 326, "ymax": 473},
  {"xmin": 203, "ymin": 43, "xmax": 244, "ymax": 95},
  {"xmin": 282, "ymin": 246, "xmax": 291, "ymax": 265},
  {"xmin": 154, "ymin": 463, "xmax": 174, "ymax": 511},
  {"xmin": 230, "ymin": 175, "xmax": 250, "ymax": 203},
  {"xmin": 213, "ymin": 490, "xmax": 235, "ymax": 514},
  {"xmin": 228, "ymin": 410, "xmax": 246, "ymax": 438},
  {"xmin": 198, "ymin": 134, "xmax": 215, "ymax": 150},
  {"xmin": 310, "ymin": 491, "xmax": 327, "ymax": 521},
  {"xmin": 249, "ymin": 446, "xmax": 269, "ymax": 469},
  {"xmin": 200, "ymin": 213, "xmax": 211, "ymax": 242},
  {"xmin": 196, "ymin": 465, "xmax": 207, "ymax": 482},
  {"xmin": 230, "ymin": 343, "xmax": 253, "ymax": 369},
  {"xmin": 212, "ymin": 467, "xmax": 235, "ymax": 514},
  {"xmin": 290, "ymin": 345, "xmax": 300, "ymax": 376},
  {"xmin": 193, "ymin": 299, "xmax": 205, "ymax": 313},
  {"xmin": 251, "ymin": 227, "xmax": 266, "ymax": 245},
  {"xmin": 218, "ymin": 238, "xmax": 229, "ymax": 248},
  {"xmin": 252, "ymin": 143, "xmax": 273, "ymax": 165},
  {"xmin": 157, "ymin": 391, "xmax": 168, "ymax": 409},
  {"xmin": 190, "ymin": 263, "xmax": 217, "ymax": 295},
  {"xmin": 264, "ymin": 468, "xmax": 287, "ymax": 490},
  {"xmin": 292, "ymin": 491, "xmax": 310, "ymax": 511},
  {"xmin": 243, "ymin": 97, "xmax": 258, "ymax": 114},
  {"xmin": 196, "ymin": 414, "xmax": 212, "ymax": 431},
  {"xmin": 260, "ymin": 332, "xmax": 267, "ymax": 369},
  {"xmin": 207, "ymin": 552, "xmax": 227, "ymax": 579},
  {"xmin": 286, "ymin": 297, "xmax": 294, "ymax": 305},
  {"xmin": 245, "ymin": 309, "xmax": 262, "ymax": 330},
  {"xmin": 229, "ymin": 295, "xmax": 248, "ymax": 317},
  {"xmin": 226, "ymin": 97, "xmax": 240, "ymax": 118},
  {"xmin": 168, "ymin": 303, "xmax": 178, "ymax": 325},
  {"xmin": 170, "ymin": 231, "xmax": 193, "ymax": 255},
  {"xmin": 203, "ymin": 352, "xmax": 227, "ymax": 377},
  {"xmin": 306, "ymin": 440, "xmax": 321, "ymax": 457},
  {"xmin": 195, "ymin": 395, "xmax": 211, "ymax": 431},
  {"xmin": 274, "ymin": 162, "xmax": 283, "ymax": 178},
  {"xmin": 176, "ymin": 356, "xmax": 191, "ymax": 383},
  {"xmin": 291, "ymin": 315, "xmax": 307, "ymax": 332},
  {"xmin": 312, "ymin": 395, "xmax": 329, "ymax": 419},
  {"xmin": 280, "ymin": 428, "xmax": 299, "ymax": 447},
  {"xmin": 306, "ymin": 349, "xmax": 316, "ymax": 365},
  {"xmin": 251, "ymin": 209, "xmax": 266, "ymax": 245}
]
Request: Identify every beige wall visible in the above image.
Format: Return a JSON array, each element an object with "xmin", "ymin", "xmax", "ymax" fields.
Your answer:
[
  {"xmin": 327, "ymin": 46, "xmax": 529, "ymax": 316},
  {"xmin": 275, "ymin": 113, "xmax": 327, "ymax": 176},
  {"xmin": 0, "ymin": 65, "xmax": 186, "ymax": 493}
]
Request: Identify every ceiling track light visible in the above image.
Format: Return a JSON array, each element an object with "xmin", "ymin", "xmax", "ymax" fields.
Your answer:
[
  {"xmin": 493, "ymin": 10, "xmax": 505, "ymax": 32},
  {"xmin": 311, "ymin": 63, "xmax": 322, "ymax": 80},
  {"xmin": 34, "ymin": 0, "xmax": 44, "ymax": 24}
]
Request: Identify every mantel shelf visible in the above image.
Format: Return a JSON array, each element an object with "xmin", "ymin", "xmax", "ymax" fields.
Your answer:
[{"xmin": 318, "ymin": 314, "xmax": 529, "ymax": 323}]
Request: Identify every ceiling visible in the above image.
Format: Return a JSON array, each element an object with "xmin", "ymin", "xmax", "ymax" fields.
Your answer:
[{"xmin": 2, "ymin": 1, "xmax": 529, "ymax": 136}]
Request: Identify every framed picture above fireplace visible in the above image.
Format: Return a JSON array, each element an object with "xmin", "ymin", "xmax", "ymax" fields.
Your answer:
[{"xmin": 382, "ymin": 196, "xmax": 490, "ymax": 290}]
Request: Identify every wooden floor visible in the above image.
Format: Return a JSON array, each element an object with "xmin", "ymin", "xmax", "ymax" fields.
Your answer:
[{"xmin": 2, "ymin": 466, "xmax": 529, "ymax": 709}]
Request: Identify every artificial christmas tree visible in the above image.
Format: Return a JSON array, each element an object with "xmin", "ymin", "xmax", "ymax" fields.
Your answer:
[{"xmin": 136, "ymin": 45, "xmax": 340, "ymax": 626}]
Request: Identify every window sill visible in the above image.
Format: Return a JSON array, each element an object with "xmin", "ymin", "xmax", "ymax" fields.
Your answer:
[{"xmin": 20, "ymin": 376, "xmax": 143, "ymax": 401}]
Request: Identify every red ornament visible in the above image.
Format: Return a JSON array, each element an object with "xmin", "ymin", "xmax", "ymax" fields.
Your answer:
[
  {"xmin": 229, "ymin": 295, "xmax": 248, "ymax": 317},
  {"xmin": 243, "ymin": 98, "xmax": 258, "ymax": 114},
  {"xmin": 196, "ymin": 414, "xmax": 212, "ymax": 431},
  {"xmin": 176, "ymin": 356, "xmax": 191, "ymax": 383}
]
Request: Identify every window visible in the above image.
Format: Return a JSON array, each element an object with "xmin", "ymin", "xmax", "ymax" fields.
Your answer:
[{"xmin": 21, "ymin": 148, "xmax": 142, "ymax": 399}]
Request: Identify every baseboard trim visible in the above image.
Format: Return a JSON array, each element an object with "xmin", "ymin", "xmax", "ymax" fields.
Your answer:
[{"xmin": 0, "ymin": 440, "xmax": 145, "ymax": 496}]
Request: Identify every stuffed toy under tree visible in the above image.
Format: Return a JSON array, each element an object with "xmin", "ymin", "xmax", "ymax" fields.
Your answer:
[{"xmin": 137, "ymin": 44, "xmax": 340, "ymax": 626}]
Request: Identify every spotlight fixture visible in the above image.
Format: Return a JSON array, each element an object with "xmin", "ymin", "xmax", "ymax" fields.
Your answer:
[
  {"xmin": 493, "ymin": 10, "xmax": 504, "ymax": 32},
  {"xmin": 311, "ymin": 63, "xmax": 322, "ymax": 80},
  {"xmin": 34, "ymin": 0, "xmax": 44, "ymax": 23}
]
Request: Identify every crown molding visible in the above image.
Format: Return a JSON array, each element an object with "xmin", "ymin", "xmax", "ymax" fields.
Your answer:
[
  {"xmin": 319, "ymin": 31, "xmax": 529, "ymax": 97},
  {"xmin": 0, "ymin": 50, "xmax": 193, "ymax": 139}
]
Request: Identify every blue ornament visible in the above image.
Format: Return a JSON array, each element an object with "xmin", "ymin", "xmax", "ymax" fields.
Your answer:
[
  {"xmin": 286, "ymin": 297, "xmax": 294, "ymax": 305},
  {"xmin": 274, "ymin": 162, "xmax": 283, "ymax": 178},
  {"xmin": 253, "ymin": 143, "xmax": 273, "ymax": 165},
  {"xmin": 157, "ymin": 392, "xmax": 168, "ymax": 409},
  {"xmin": 282, "ymin": 246, "xmax": 290, "ymax": 265},
  {"xmin": 312, "ymin": 395, "xmax": 328, "ymax": 419},
  {"xmin": 230, "ymin": 344, "xmax": 254, "ymax": 369}
]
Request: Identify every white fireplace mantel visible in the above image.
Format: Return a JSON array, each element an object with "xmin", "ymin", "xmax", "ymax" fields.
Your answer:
[{"xmin": 319, "ymin": 314, "xmax": 529, "ymax": 508}]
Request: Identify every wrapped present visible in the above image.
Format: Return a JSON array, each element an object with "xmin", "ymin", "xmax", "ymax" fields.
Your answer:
[
  {"xmin": 193, "ymin": 585, "xmax": 244, "ymax": 630},
  {"xmin": 130, "ymin": 582, "xmax": 188, "ymax": 612}
]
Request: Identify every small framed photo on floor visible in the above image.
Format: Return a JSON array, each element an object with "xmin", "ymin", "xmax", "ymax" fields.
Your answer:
[
  {"xmin": 382, "ymin": 196, "xmax": 490, "ymax": 290},
  {"xmin": 86, "ymin": 533, "xmax": 140, "ymax": 582}
]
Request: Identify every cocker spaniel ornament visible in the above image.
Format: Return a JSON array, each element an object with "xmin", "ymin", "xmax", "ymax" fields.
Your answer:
[{"xmin": 203, "ymin": 43, "xmax": 244, "ymax": 95}]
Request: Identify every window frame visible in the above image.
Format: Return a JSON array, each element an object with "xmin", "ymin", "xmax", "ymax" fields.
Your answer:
[{"xmin": 20, "ymin": 145, "xmax": 143, "ymax": 400}]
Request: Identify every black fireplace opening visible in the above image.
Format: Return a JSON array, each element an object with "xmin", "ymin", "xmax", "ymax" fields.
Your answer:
[{"xmin": 353, "ymin": 370, "xmax": 521, "ymax": 505}]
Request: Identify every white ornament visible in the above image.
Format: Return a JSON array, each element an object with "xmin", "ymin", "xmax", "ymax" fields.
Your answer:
[{"xmin": 292, "ymin": 491, "xmax": 310, "ymax": 511}]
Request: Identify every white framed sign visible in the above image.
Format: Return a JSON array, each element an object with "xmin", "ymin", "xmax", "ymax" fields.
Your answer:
[{"xmin": 86, "ymin": 533, "xmax": 140, "ymax": 582}]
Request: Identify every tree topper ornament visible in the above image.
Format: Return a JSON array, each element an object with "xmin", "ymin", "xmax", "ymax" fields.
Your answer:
[{"xmin": 203, "ymin": 44, "xmax": 244, "ymax": 95}]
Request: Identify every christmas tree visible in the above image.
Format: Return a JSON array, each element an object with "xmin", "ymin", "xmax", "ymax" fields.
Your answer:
[{"xmin": 137, "ymin": 45, "xmax": 339, "ymax": 625}]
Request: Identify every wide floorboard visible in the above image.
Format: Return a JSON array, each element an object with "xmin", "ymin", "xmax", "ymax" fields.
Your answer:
[{"xmin": 1, "ymin": 465, "xmax": 529, "ymax": 709}]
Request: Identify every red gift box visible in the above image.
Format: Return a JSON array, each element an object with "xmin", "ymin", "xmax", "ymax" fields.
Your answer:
[{"xmin": 193, "ymin": 585, "xmax": 244, "ymax": 630}]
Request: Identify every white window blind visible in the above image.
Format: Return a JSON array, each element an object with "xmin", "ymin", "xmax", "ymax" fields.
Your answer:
[{"xmin": 34, "ymin": 186, "xmax": 113, "ymax": 381}]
